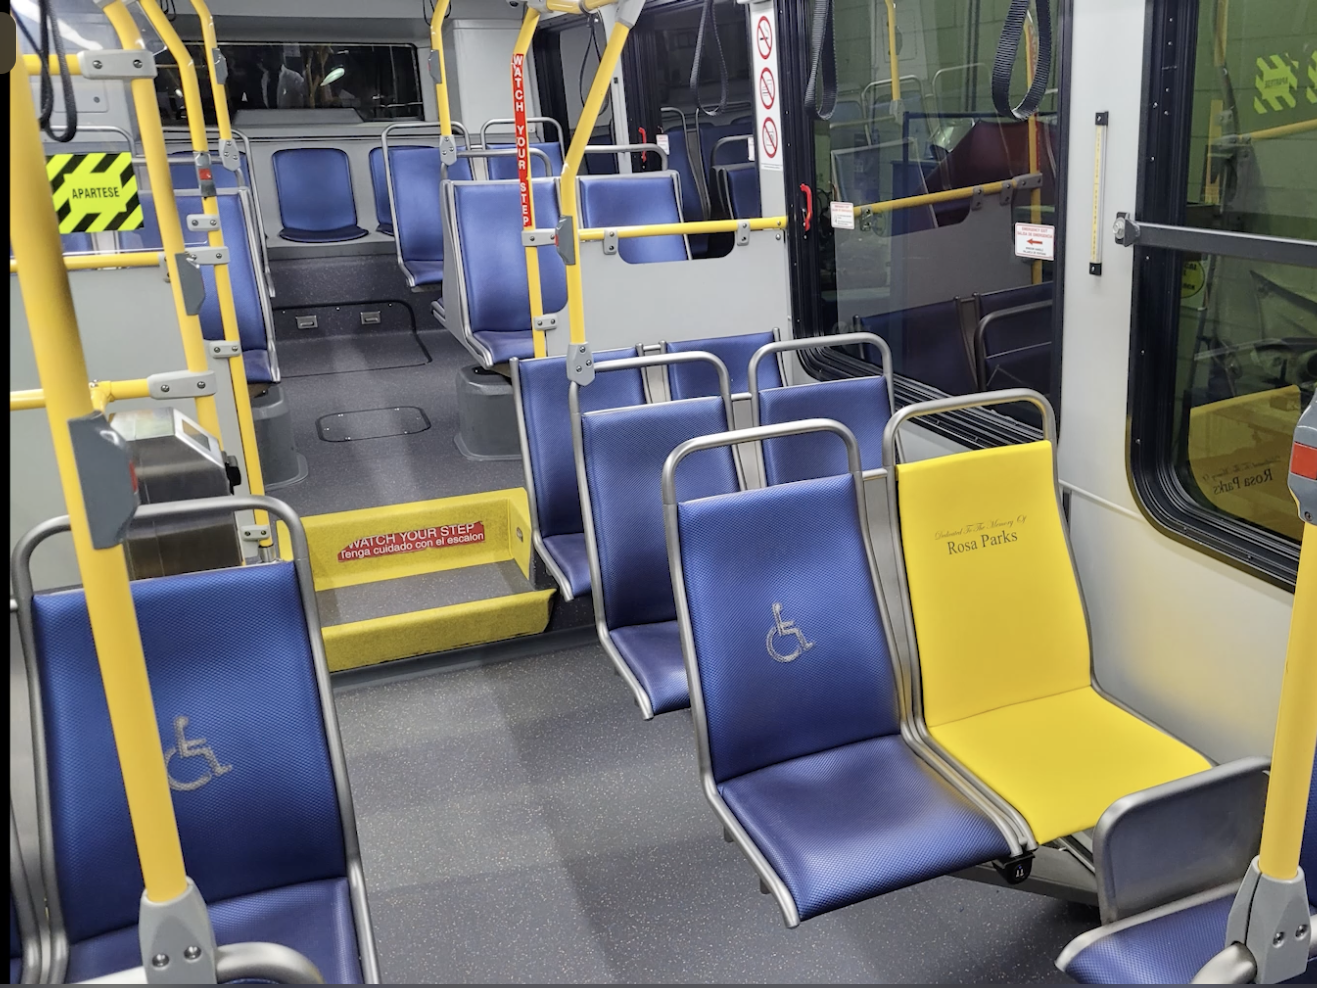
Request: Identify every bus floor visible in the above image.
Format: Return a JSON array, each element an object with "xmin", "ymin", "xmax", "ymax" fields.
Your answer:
[
  {"xmin": 272, "ymin": 327, "xmax": 524, "ymax": 517},
  {"xmin": 334, "ymin": 637, "xmax": 1097, "ymax": 983}
]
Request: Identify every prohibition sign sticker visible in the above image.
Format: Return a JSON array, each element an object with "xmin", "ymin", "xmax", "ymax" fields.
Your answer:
[
  {"xmin": 756, "ymin": 16, "xmax": 773, "ymax": 59},
  {"xmin": 759, "ymin": 67, "xmax": 776, "ymax": 110},
  {"xmin": 760, "ymin": 118, "xmax": 779, "ymax": 159}
]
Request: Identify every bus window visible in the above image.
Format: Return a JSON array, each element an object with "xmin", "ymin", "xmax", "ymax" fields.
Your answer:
[
  {"xmin": 1130, "ymin": 0, "xmax": 1316, "ymax": 582},
  {"xmin": 811, "ymin": 0, "xmax": 1061, "ymax": 421},
  {"xmin": 154, "ymin": 43, "xmax": 424, "ymax": 125}
]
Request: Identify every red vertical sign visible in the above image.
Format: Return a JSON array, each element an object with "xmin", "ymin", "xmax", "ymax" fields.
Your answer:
[{"xmin": 512, "ymin": 52, "xmax": 532, "ymax": 229}]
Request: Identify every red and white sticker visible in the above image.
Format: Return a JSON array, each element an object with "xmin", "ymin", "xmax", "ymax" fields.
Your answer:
[
  {"xmin": 338, "ymin": 522, "xmax": 486, "ymax": 562},
  {"xmin": 752, "ymin": 14, "xmax": 782, "ymax": 172},
  {"xmin": 511, "ymin": 53, "xmax": 533, "ymax": 229},
  {"xmin": 1014, "ymin": 223, "xmax": 1055, "ymax": 260},
  {"xmin": 830, "ymin": 200, "xmax": 855, "ymax": 230}
]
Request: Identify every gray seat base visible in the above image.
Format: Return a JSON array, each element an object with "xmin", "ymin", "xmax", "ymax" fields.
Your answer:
[{"xmin": 456, "ymin": 365, "xmax": 520, "ymax": 460}]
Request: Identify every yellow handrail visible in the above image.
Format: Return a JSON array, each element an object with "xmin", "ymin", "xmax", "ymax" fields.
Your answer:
[
  {"xmin": 23, "ymin": 52, "xmax": 83, "ymax": 75},
  {"xmin": 1216, "ymin": 117, "xmax": 1317, "ymax": 145},
  {"xmin": 430, "ymin": 0, "xmax": 454, "ymax": 139},
  {"xmin": 11, "ymin": 49, "xmax": 189, "ymax": 905},
  {"xmin": 579, "ymin": 215, "xmax": 787, "ymax": 240},
  {"xmin": 560, "ymin": 20, "xmax": 633, "ymax": 346},
  {"xmin": 100, "ymin": 0, "xmax": 223, "ymax": 441},
  {"xmin": 189, "ymin": 0, "xmax": 235, "ymax": 147},
  {"xmin": 884, "ymin": 0, "xmax": 900, "ymax": 102},
  {"xmin": 1258, "ymin": 519, "xmax": 1317, "ymax": 880},
  {"xmin": 142, "ymin": 0, "xmax": 271, "ymax": 534},
  {"xmin": 11, "ymin": 378, "xmax": 152, "ymax": 413},
  {"xmin": 512, "ymin": 6, "xmax": 548, "ymax": 359},
  {"xmin": 10, "ymin": 251, "xmax": 163, "ymax": 273},
  {"xmin": 853, "ymin": 173, "xmax": 1041, "ymax": 217}
]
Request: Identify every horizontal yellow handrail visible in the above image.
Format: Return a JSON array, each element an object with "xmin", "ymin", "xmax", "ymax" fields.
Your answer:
[
  {"xmin": 10, "ymin": 252, "xmax": 163, "ymax": 274},
  {"xmin": 23, "ymin": 53, "xmax": 84, "ymax": 75},
  {"xmin": 12, "ymin": 377, "xmax": 151, "ymax": 413},
  {"xmin": 1217, "ymin": 117, "xmax": 1317, "ymax": 145},
  {"xmin": 579, "ymin": 215, "xmax": 788, "ymax": 241},
  {"xmin": 853, "ymin": 173, "xmax": 1042, "ymax": 217}
]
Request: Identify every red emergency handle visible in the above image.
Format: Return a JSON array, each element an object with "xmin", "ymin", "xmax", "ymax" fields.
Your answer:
[
  {"xmin": 638, "ymin": 126, "xmax": 648, "ymax": 164},
  {"xmin": 800, "ymin": 183, "xmax": 813, "ymax": 232}
]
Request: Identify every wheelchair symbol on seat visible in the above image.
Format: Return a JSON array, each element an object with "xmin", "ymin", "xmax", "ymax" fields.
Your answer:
[
  {"xmin": 164, "ymin": 716, "xmax": 233, "ymax": 792},
  {"xmin": 766, "ymin": 603, "xmax": 815, "ymax": 663}
]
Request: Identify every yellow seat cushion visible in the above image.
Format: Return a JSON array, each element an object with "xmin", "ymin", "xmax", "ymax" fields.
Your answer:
[{"xmin": 931, "ymin": 687, "xmax": 1210, "ymax": 844}]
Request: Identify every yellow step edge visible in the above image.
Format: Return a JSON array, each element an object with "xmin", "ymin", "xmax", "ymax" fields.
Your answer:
[
  {"xmin": 321, "ymin": 589, "xmax": 555, "ymax": 672},
  {"xmin": 301, "ymin": 488, "xmax": 532, "ymax": 592}
]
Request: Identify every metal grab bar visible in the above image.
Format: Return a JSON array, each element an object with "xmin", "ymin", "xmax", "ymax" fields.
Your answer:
[
  {"xmin": 78, "ymin": 941, "xmax": 325, "ymax": 983},
  {"xmin": 852, "ymin": 171, "xmax": 1042, "ymax": 217},
  {"xmin": 479, "ymin": 115, "xmax": 565, "ymax": 150},
  {"xmin": 880, "ymin": 388, "xmax": 1058, "ymax": 470},
  {"xmin": 577, "ymin": 215, "xmax": 786, "ymax": 240},
  {"xmin": 379, "ymin": 120, "xmax": 470, "ymax": 283},
  {"xmin": 10, "ymin": 252, "xmax": 163, "ymax": 274},
  {"xmin": 579, "ymin": 142, "xmax": 669, "ymax": 170}
]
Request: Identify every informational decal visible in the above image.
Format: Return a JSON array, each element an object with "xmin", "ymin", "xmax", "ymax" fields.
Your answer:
[
  {"xmin": 656, "ymin": 132, "xmax": 670, "ymax": 154},
  {"xmin": 1014, "ymin": 222, "xmax": 1055, "ymax": 261},
  {"xmin": 830, "ymin": 200, "xmax": 855, "ymax": 230},
  {"xmin": 511, "ymin": 53, "xmax": 533, "ymax": 229},
  {"xmin": 1181, "ymin": 260, "xmax": 1205, "ymax": 299},
  {"xmin": 46, "ymin": 152, "xmax": 142, "ymax": 233},
  {"xmin": 1253, "ymin": 53, "xmax": 1297, "ymax": 113},
  {"xmin": 751, "ymin": 13, "xmax": 783, "ymax": 172},
  {"xmin": 338, "ymin": 522, "xmax": 485, "ymax": 562}
]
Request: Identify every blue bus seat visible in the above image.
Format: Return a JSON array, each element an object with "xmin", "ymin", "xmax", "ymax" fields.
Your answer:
[
  {"xmin": 668, "ymin": 435, "xmax": 1013, "ymax": 924},
  {"xmin": 485, "ymin": 142, "xmax": 563, "ymax": 179},
  {"xmin": 449, "ymin": 179, "xmax": 567, "ymax": 366},
  {"xmin": 576, "ymin": 365, "xmax": 738, "ymax": 716},
  {"xmin": 758, "ymin": 377, "xmax": 892, "ymax": 483},
  {"xmin": 715, "ymin": 163, "xmax": 761, "ymax": 219},
  {"xmin": 660, "ymin": 127, "xmax": 706, "ymax": 255},
  {"xmin": 666, "ymin": 332, "xmax": 781, "ymax": 399},
  {"xmin": 576, "ymin": 173, "xmax": 688, "ymax": 264},
  {"xmin": 167, "ymin": 152, "xmax": 248, "ymax": 192},
  {"xmin": 856, "ymin": 299, "xmax": 974, "ymax": 396},
  {"xmin": 975, "ymin": 282, "xmax": 1055, "ymax": 395},
  {"xmin": 368, "ymin": 145, "xmax": 410, "ymax": 235},
  {"xmin": 271, "ymin": 148, "xmax": 367, "ymax": 242},
  {"xmin": 511, "ymin": 350, "xmax": 646, "ymax": 599},
  {"xmin": 1058, "ymin": 741, "xmax": 1314, "ymax": 983},
  {"xmin": 8, "ymin": 894, "xmax": 19, "ymax": 984},
  {"xmin": 23, "ymin": 554, "xmax": 374, "ymax": 983}
]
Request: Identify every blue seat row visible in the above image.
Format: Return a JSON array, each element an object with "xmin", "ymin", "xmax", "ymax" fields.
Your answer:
[
  {"xmin": 10, "ymin": 500, "xmax": 380, "ymax": 983},
  {"xmin": 368, "ymin": 145, "xmax": 474, "ymax": 288}
]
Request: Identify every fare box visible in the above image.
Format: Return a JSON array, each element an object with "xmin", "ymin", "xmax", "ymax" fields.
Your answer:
[{"xmin": 1014, "ymin": 223, "xmax": 1055, "ymax": 260}]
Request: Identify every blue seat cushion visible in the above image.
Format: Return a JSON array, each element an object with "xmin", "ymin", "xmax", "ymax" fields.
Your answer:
[
  {"xmin": 278, "ymin": 223, "xmax": 367, "ymax": 243},
  {"xmin": 8, "ymin": 957, "xmax": 18, "ymax": 984},
  {"xmin": 577, "ymin": 174, "xmax": 687, "ymax": 264},
  {"xmin": 540, "ymin": 533, "xmax": 592, "ymax": 598},
  {"xmin": 65, "ymin": 877, "xmax": 363, "ymax": 984},
  {"xmin": 474, "ymin": 330, "xmax": 534, "ymax": 365},
  {"xmin": 404, "ymin": 259, "xmax": 444, "ymax": 287},
  {"xmin": 1063, "ymin": 893, "xmax": 1233, "ymax": 984},
  {"xmin": 666, "ymin": 332, "xmax": 781, "ymax": 398},
  {"xmin": 609, "ymin": 621, "xmax": 689, "ymax": 715},
  {"xmin": 719, "ymin": 734, "xmax": 1011, "ymax": 921},
  {"xmin": 243, "ymin": 348, "xmax": 273, "ymax": 385},
  {"xmin": 759, "ymin": 376, "xmax": 891, "ymax": 484}
]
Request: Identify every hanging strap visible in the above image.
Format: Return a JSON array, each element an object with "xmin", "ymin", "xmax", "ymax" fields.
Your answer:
[
  {"xmin": 17, "ymin": 0, "xmax": 79, "ymax": 142},
  {"xmin": 689, "ymin": 0, "xmax": 729, "ymax": 115},
  {"xmin": 991, "ymin": 0, "xmax": 1052, "ymax": 120},
  {"xmin": 804, "ymin": 0, "xmax": 837, "ymax": 119}
]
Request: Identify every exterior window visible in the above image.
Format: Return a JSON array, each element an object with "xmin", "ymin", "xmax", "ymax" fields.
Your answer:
[
  {"xmin": 1130, "ymin": 0, "xmax": 1316, "ymax": 584},
  {"xmin": 154, "ymin": 43, "xmax": 423, "ymax": 124},
  {"xmin": 808, "ymin": 0, "xmax": 1062, "ymax": 422}
]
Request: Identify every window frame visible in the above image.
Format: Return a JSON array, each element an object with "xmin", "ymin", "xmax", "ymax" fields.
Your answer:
[{"xmin": 1126, "ymin": 0, "xmax": 1311, "ymax": 591}]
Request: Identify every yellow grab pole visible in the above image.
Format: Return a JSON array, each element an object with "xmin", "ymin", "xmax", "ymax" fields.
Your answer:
[
  {"xmin": 189, "ymin": 0, "xmax": 236, "ymax": 148},
  {"xmin": 1257, "ymin": 520, "xmax": 1317, "ymax": 880},
  {"xmin": 580, "ymin": 215, "xmax": 787, "ymax": 239},
  {"xmin": 430, "ymin": 0, "xmax": 455, "ymax": 139},
  {"xmin": 10, "ymin": 56, "xmax": 188, "ymax": 905},
  {"xmin": 11, "ymin": 251, "xmax": 164, "ymax": 273},
  {"xmin": 11, "ymin": 379, "xmax": 151, "ymax": 413},
  {"xmin": 24, "ymin": 52, "xmax": 83, "ymax": 75},
  {"xmin": 512, "ymin": 6, "xmax": 548, "ymax": 359},
  {"xmin": 854, "ymin": 174, "xmax": 1038, "ymax": 217},
  {"xmin": 143, "ymin": 1, "xmax": 271, "ymax": 525},
  {"xmin": 884, "ymin": 0, "xmax": 901, "ymax": 101},
  {"xmin": 101, "ymin": 0, "xmax": 223, "ymax": 441},
  {"xmin": 560, "ymin": 21, "xmax": 632, "ymax": 346}
]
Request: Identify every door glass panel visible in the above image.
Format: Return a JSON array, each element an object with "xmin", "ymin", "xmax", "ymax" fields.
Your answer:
[
  {"xmin": 815, "ymin": 0, "xmax": 1061, "ymax": 415},
  {"xmin": 1173, "ymin": 1, "xmax": 1316, "ymax": 542}
]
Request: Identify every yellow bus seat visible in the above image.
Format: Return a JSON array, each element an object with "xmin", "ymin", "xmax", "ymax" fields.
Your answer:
[{"xmin": 896, "ymin": 440, "xmax": 1210, "ymax": 844}]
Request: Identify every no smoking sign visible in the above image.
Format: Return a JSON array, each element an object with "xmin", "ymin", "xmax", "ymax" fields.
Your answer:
[
  {"xmin": 760, "ymin": 118, "xmax": 779, "ymax": 159},
  {"xmin": 759, "ymin": 67, "xmax": 776, "ymax": 109},
  {"xmin": 756, "ymin": 16, "xmax": 773, "ymax": 58}
]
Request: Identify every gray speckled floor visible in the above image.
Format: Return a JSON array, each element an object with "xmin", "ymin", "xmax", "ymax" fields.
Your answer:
[
  {"xmin": 334, "ymin": 640, "xmax": 1094, "ymax": 984},
  {"xmin": 273, "ymin": 329, "xmax": 525, "ymax": 517}
]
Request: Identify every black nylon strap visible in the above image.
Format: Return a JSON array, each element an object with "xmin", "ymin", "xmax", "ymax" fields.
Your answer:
[
  {"xmin": 689, "ymin": 0, "xmax": 729, "ymax": 116},
  {"xmin": 804, "ymin": 0, "xmax": 837, "ymax": 120},
  {"xmin": 991, "ymin": 0, "xmax": 1052, "ymax": 120},
  {"xmin": 17, "ymin": 0, "xmax": 79, "ymax": 142}
]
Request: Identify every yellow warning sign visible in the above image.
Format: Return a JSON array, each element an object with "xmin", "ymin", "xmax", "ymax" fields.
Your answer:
[
  {"xmin": 1181, "ymin": 259, "xmax": 1205, "ymax": 299},
  {"xmin": 1307, "ymin": 51, "xmax": 1316, "ymax": 105},
  {"xmin": 46, "ymin": 153, "xmax": 143, "ymax": 234},
  {"xmin": 1253, "ymin": 54, "xmax": 1297, "ymax": 114}
]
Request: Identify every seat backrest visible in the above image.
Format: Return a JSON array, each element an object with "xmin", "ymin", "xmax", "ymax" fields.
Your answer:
[
  {"xmin": 759, "ymin": 376, "xmax": 891, "ymax": 484},
  {"xmin": 666, "ymin": 332, "xmax": 780, "ymax": 398},
  {"xmin": 486, "ymin": 142, "xmax": 563, "ymax": 179},
  {"xmin": 896, "ymin": 441, "xmax": 1090, "ymax": 729},
  {"xmin": 367, "ymin": 146, "xmax": 399, "ymax": 232},
  {"xmin": 856, "ymin": 300, "xmax": 973, "ymax": 396},
  {"xmin": 168, "ymin": 152, "xmax": 248, "ymax": 191},
  {"xmin": 976, "ymin": 283, "xmax": 1055, "ymax": 394},
  {"xmin": 178, "ymin": 193, "xmax": 267, "ymax": 352},
  {"xmin": 661, "ymin": 127, "xmax": 704, "ymax": 224},
  {"xmin": 699, "ymin": 119, "xmax": 752, "ymax": 180},
  {"xmin": 580, "ymin": 398, "xmax": 738, "ymax": 630},
  {"xmin": 9, "ymin": 893, "xmax": 21, "ymax": 982},
  {"xmin": 718, "ymin": 163, "xmax": 761, "ymax": 219},
  {"xmin": 31, "ymin": 561, "xmax": 347, "ymax": 945},
  {"xmin": 453, "ymin": 179, "xmax": 567, "ymax": 333},
  {"xmin": 576, "ymin": 173, "xmax": 687, "ymax": 264},
  {"xmin": 389, "ymin": 146, "xmax": 445, "ymax": 263},
  {"xmin": 272, "ymin": 147, "xmax": 359, "ymax": 233},
  {"xmin": 515, "ymin": 350, "xmax": 646, "ymax": 540},
  {"xmin": 978, "ymin": 281, "xmax": 1054, "ymax": 316},
  {"xmin": 676, "ymin": 472, "xmax": 901, "ymax": 783}
]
